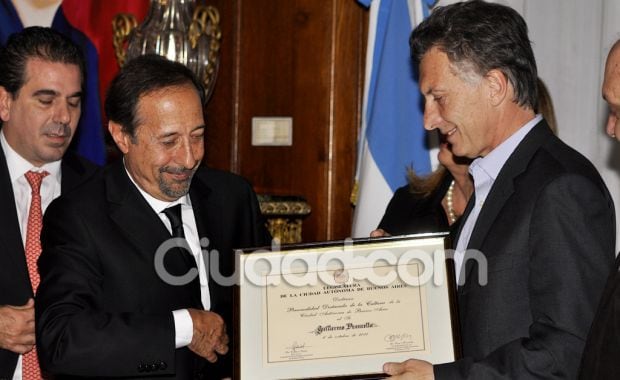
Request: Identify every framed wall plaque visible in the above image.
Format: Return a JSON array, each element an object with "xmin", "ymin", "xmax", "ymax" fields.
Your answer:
[{"xmin": 234, "ymin": 233, "xmax": 460, "ymax": 379}]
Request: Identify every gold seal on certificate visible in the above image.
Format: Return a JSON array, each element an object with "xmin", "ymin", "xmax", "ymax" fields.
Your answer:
[{"xmin": 234, "ymin": 233, "xmax": 460, "ymax": 379}]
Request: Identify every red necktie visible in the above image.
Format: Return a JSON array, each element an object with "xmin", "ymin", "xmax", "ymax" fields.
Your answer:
[{"xmin": 23, "ymin": 170, "xmax": 49, "ymax": 380}]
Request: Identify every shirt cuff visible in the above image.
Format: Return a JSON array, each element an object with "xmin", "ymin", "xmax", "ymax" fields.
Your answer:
[{"xmin": 172, "ymin": 309, "xmax": 193, "ymax": 348}]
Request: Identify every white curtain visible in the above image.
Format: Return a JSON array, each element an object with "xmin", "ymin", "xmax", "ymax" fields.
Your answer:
[{"xmin": 437, "ymin": 0, "xmax": 620, "ymax": 248}]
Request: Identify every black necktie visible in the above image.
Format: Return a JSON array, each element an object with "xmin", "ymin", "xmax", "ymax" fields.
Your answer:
[
  {"xmin": 162, "ymin": 204, "xmax": 185, "ymax": 238},
  {"xmin": 162, "ymin": 204, "xmax": 201, "ymax": 306},
  {"xmin": 162, "ymin": 204, "xmax": 197, "ymax": 270}
]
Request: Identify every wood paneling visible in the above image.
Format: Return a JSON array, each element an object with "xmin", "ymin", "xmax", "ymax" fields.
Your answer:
[{"xmin": 204, "ymin": 0, "xmax": 366, "ymax": 242}]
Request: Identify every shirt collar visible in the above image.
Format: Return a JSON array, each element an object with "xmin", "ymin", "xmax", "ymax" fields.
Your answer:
[
  {"xmin": 470, "ymin": 114, "xmax": 542, "ymax": 182},
  {"xmin": 0, "ymin": 128, "xmax": 62, "ymax": 184},
  {"xmin": 123, "ymin": 159, "xmax": 190, "ymax": 213}
]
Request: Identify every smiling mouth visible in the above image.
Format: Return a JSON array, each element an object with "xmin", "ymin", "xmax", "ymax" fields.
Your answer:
[
  {"xmin": 445, "ymin": 127, "xmax": 457, "ymax": 137},
  {"xmin": 438, "ymin": 128, "xmax": 457, "ymax": 144},
  {"xmin": 167, "ymin": 172, "xmax": 191, "ymax": 181},
  {"xmin": 161, "ymin": 167, "xmax": 195, "ymax": 182}
]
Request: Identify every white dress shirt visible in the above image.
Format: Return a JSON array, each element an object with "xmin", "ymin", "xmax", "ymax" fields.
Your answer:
[
  {"xmin": 124, "ymin": 165, "xmax": 211, "ymax": 349},
  {"xmin": 454, "ymin": 114, "xmax": 542, "ymax": 283},
  {"xmin": 1, "ymin": 130, "xmax": 61, "ymax": 380}
]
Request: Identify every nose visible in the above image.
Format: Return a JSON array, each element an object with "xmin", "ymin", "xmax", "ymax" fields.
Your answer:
[
  {"xmin": 53, "ymin": 102, "xmax": 71, "ymax": 125},
  {"xmin": 423, "ymin": 101, "xmax": 441, "ymax": 131},
  {"xmin": 178, "ymin": 138, "xmax": 203, "ymax": 168}
]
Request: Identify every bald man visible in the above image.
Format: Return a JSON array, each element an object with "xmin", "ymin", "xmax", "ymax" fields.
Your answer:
[
  {"xmin": 603, "ymin": 40, "xmax": 620, "ymax": 141},
  {"xmin": 579, "ymin": 40, "xmax": 620, "ymax": 379}
]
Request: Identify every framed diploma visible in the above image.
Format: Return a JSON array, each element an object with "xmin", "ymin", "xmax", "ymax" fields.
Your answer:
[{"xmin": 234, "ymin": 233, "xmax": 460, "ymax": 379}]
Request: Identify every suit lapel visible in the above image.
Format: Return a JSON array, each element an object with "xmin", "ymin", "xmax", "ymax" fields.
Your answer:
[
  {"xmin": 0, "ymin": 145, "xmax": 98, "ymax": 300},
  {"xmin": 106, "ymin": 161, "xmax": 203, "ymax": 307},
  {"xmin": 453, "ymin": 192, "xmax": 475, "ymax": 249},
  {"xmin": 465, "ymin": 175, "xmax": 515, "ymax": 252},
  {"xmin": 0, "ymin": 144, "xmax": 30, "ymax": 293},
  {"xmin": 105, "ymin": 161, "xmax": 173, "ymax": 259},
  {"xmin": 189, "ymin": 174, "xmax": 222, "ymax": 309},
  {"xmin": 459, "ymin": 122, "xmax": 551, "ymax": 287},
  {"xmin": 189, "ymin": 176, "xmax": 213, "ymax": 251}
]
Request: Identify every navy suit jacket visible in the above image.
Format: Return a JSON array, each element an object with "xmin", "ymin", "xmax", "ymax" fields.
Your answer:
[
  {"xmin": 0, "ymin": 142, "xmax": 99, "ymax": 378},
  {"xmin": 435, "ymin": 121, "xmax": 616, "ymax": 379}
]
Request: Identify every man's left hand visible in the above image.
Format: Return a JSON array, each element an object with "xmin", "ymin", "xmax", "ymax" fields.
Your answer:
[{"xmin": 383, "ymin": 359, "xmax": 434, "ymax": 380}]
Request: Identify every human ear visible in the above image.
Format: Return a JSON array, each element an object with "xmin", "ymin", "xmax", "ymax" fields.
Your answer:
[
  {"xmin": 108, "ymin": 121, "xmax": 131, "ymax": 154},
  {"xmin": 485, "ymin": 69, "xmax": 508, "ymax": 106},
  {"xmin": 0, "ymin": 86, "xmax": 12, "ymax": 122}
]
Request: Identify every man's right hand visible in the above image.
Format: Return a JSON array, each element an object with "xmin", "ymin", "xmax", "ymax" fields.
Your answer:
[
  {"xmin": 0, "ymin": 298, "xmax": 35, "ymax": 354},
  {"xmin": 187, "ymin": 309, "xmax": 229, "ymax": 363}
]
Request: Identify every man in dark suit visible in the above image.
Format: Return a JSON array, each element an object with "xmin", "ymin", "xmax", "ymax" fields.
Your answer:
[
  {"xmin": 0, "ymin": 27, "xmax": 99, "ymax": 379},
  {"xmin": 35, "ymin": 54, "xmax": 271, "ymax": 379},
  {"xmin": 578, "ymin": 39, "xmax": 620, "ymax": 379},
  {"xmin": 383, "ymin": 1, "xmax": 615, "ymax": 379}
]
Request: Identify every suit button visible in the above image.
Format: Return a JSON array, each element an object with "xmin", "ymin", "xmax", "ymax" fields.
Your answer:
[
  {"xmin": 137, "ymin": 363, "xmax": 145, "ymax": 372},
  {"xmin": 157, "ymin": 360, "xmax": 168, "ymax": 370},
  {"xmin": 149, "ymin": 363, "xmax": 158, "ymax": 372}
]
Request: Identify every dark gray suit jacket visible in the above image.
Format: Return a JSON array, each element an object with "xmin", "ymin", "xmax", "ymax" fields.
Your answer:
[
  {"xmin": 0, "ymin": 143, "xmax": 99, "ymax": 378},
  {"xmin": 35, "ymin": 160, "xmax": 271, "ymax": 379},
  {"xmin": 435, "ymin": 121, "xmax": 616, "ymax": 379}
]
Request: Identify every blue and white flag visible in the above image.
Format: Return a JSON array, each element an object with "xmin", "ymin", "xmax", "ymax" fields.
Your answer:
[{"xmin": 351, "ymin": 0, "xmax": 436, "ymax": 237}]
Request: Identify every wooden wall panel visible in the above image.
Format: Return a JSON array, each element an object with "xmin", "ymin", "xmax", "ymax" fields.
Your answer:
[
  {"xmin": 328, "ymin": 1, "xmax": 365, "ymax": 240},
  {"xmin": 203, "ymin": 0, "xmax": 237, "ymax": 170},
  {"xmin": 204, "ymin": 0, "xmax": 365, "ymax": 242}
]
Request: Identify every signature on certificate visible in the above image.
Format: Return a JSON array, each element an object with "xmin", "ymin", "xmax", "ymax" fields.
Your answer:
[
  {"xmin": 286, "ymin": 341, "xmax": 308, "ymax": 354},
  {"xmin": 384, "ymin": 333, "xmax": 413, "ymax": 343}
]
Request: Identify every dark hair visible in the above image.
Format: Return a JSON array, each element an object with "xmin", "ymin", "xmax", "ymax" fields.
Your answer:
[
  {"xmin": 410, "ymin": 0, "xmax": 538, "ymax": 109},
  {"xmin": 0, "ymin": 26, "xmax": 85, "ymax": 96},
  {"xmin": 105, "ymin": 54, "xmax": 205, "ymax": 137}
]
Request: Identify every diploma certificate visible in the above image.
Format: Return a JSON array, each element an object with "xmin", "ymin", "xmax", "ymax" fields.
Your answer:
[
  {"xmin": 235, "ymin": 233, "xmax": 459, "ymax": 379},
  {"xmin": 266, "ymin": 264, "xmax": 430, "ymax": 362}
]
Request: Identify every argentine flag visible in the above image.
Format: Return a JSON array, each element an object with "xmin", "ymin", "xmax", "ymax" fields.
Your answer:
[{"xmin": 352, "ymin": 0, "xmax": 436, "ymax": 237}]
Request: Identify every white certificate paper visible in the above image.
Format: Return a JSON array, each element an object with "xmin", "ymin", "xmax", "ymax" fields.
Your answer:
[{"xmin": 265, "ymin": 264, "xmax": 430, "ymax": 362}]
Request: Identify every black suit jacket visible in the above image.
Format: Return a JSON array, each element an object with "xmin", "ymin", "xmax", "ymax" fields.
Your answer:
[
  {"xmin": 435, "ymin": 122, "xmax": 616, "ymax": 379},
  {"xmin": 579, "ymin": 255, "xmax": 620, "ymax": 379},
  {"xmin": 0, "ymin": 143, "xmax": 99, "ymax": 378},
  {"xmin": 35, "ymin": 160, "xmax": 271, "ymax": 379}
]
